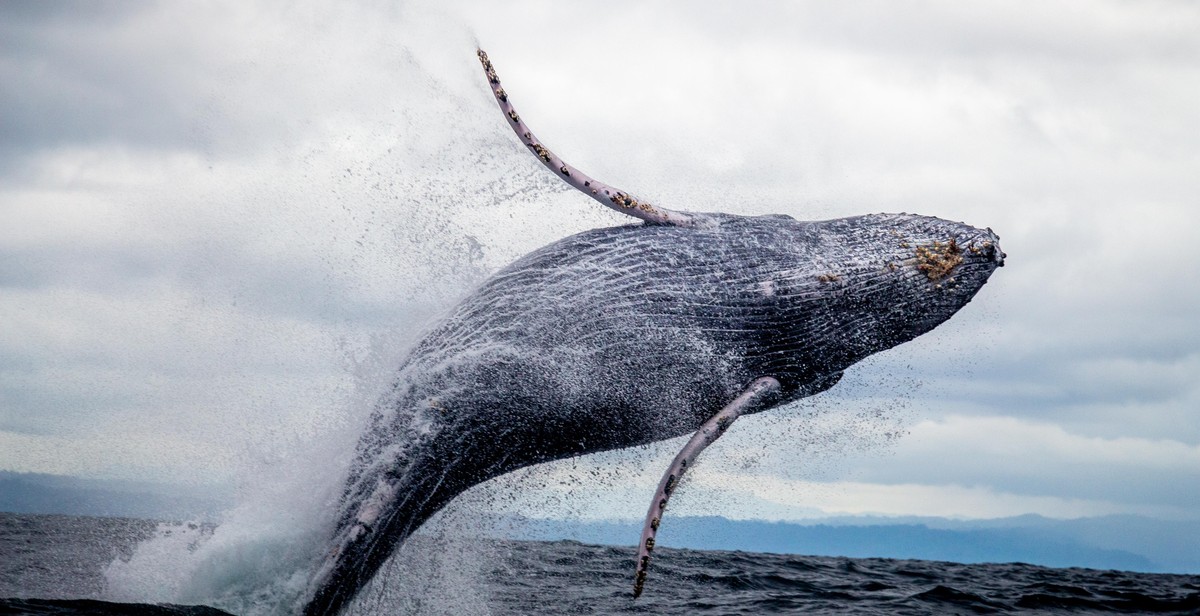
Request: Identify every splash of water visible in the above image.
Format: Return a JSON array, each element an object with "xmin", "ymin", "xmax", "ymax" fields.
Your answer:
[{"xmin": 99, "ymin": 3, "xmax": 545, "ymax": 613}]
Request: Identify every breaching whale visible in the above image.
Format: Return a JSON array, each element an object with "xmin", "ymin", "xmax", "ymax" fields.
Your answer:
[{"xmin": 298, "ymin": 50, "xmax": 1005, "ymax": 615}]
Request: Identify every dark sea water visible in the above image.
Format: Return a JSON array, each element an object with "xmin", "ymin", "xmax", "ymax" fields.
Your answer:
[{"xmin": 3, "ymin": 512, "xmax": 1199, "ymax": 616}]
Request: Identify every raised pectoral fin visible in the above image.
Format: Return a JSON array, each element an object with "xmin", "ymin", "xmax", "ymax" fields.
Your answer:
[
  {"xmin": 476, "ymin": 49, "xmax": 695, "ymax": 227},
  {"xmin": 632, "ymin": 376, "xmax": 781, "ymax": 598}
]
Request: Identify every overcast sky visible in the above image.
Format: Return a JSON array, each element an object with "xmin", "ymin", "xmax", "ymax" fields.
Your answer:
[{"xmin": 2, "ymin": 0, "xmax": 1198, "ymax": 526}]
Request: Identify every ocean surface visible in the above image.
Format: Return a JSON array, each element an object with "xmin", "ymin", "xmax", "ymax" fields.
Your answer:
[{"xmin": 3, "ymin": 512, "xmax": 1199, "ymax": 616}]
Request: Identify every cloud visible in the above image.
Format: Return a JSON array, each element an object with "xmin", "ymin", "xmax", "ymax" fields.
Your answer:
[
  {"xmin": 469, "ymin": 404, "xmax": 1200, "ymax": 522},
  {"xmin": 469, "ymin": 413, "xmax": 1200, "ymax": 522},
  {"xmin": 0, "ymin": 4, "xmax": 213, "ymax": 167},
  {"xmin": 838, "ymin": 415, "xmax": 1200, "ymax": 511},
  {"xmin": 1, "ymin": 0, "xmax": 1197, "ymax": 531},
  {"xmin": 0, "ymin": 426, "xmax": 238, "ymax": 484},
  {"xmin": 694, "ymin": 475, "xmax": 1176, "ymax": 520},
  {"xmin": 0, "ymin": 0, "xmax": 599, "ymax": 488},
  {"xmin": 469, "ymin": 437, "xmax": 1189, "ymax": 522}
]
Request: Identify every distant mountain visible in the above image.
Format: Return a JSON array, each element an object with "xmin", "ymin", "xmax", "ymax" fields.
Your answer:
[
  {"xmin": 496, "ymin": 514, "xmax": 1200, "ymax": 574},
  {"xmin": 0, "ymin": 471, "xmax": 229, "ymax": 521},
  {"xmin": 788, "ymin": 513, "xmax": 1200, "ymax": 573}
]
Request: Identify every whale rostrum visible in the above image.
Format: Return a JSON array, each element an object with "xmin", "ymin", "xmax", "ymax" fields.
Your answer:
[{"xmin": 297, "ymin": 49, "xmax": 1005, "ymax": 616}]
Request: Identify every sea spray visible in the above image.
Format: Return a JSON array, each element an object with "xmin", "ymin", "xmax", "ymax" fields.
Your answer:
[
  {"xmin": 97, "ymin": 4, "xmax": 557, "ymax": 612},
  {"xmin": 103, "ymin": 435, "xmax": 345, "ymax": 614},
  {"xmin": 344, "ymin": 507, "xmax": 503, "ymax": 616}
]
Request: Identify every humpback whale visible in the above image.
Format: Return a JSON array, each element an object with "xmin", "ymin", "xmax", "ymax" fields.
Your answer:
[{"xmin": 298, "ymin": 50, "xmax": 1005, "ymax": 615}]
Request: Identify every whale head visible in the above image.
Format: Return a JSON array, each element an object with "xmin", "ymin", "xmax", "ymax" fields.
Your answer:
[{"xmin": 729, "ymin": 212, "xmax": 1005, "ymax": 391}]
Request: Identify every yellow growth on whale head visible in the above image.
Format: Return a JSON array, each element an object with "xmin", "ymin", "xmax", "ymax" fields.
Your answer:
[{"xmin": 915, "ymin": 238, "xmax": 963, "ymax": 281}]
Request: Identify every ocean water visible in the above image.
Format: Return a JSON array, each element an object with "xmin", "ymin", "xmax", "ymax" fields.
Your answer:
[{"xmin": 3, "ymin": 512, "xmax": 1199, "ymax": 615}]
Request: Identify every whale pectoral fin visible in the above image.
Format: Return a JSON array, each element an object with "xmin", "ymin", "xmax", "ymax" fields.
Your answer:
[
  {"xmin": 632, "ymin": 377, "xmax": 782, "ymax": 598},
  {"xmin": 476, "ymin": 49, "xmax": 696, "ymax": 228}
]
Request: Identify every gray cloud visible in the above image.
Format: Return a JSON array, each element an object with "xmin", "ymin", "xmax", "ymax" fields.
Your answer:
[
  {"xmin": 0, "ymin": 3, "xmax": 206, "ymax": 166},
  {"xmin": 1, "ymin": 0, "xmax": 1197, "ymax": 525},
  {"xmin": 836, "ymin": 414, "xmax": 1200, "ymax": 511}
]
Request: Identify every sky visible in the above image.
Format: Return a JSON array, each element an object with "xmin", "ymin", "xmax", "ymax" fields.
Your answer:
[{"xmin": 1, "ymin": 0, "xmax": 1198, "ymax": 527}]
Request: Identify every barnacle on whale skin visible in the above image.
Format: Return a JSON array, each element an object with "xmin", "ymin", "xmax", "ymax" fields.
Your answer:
[{"xmin": 914, "ymin": 238, "xmax": 964, "ymax": 282}]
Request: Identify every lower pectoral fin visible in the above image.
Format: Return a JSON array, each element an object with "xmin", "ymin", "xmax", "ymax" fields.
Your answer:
[{"xmin": 632, "ymin": 376, "xmax": 781, "ymax": 598}]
